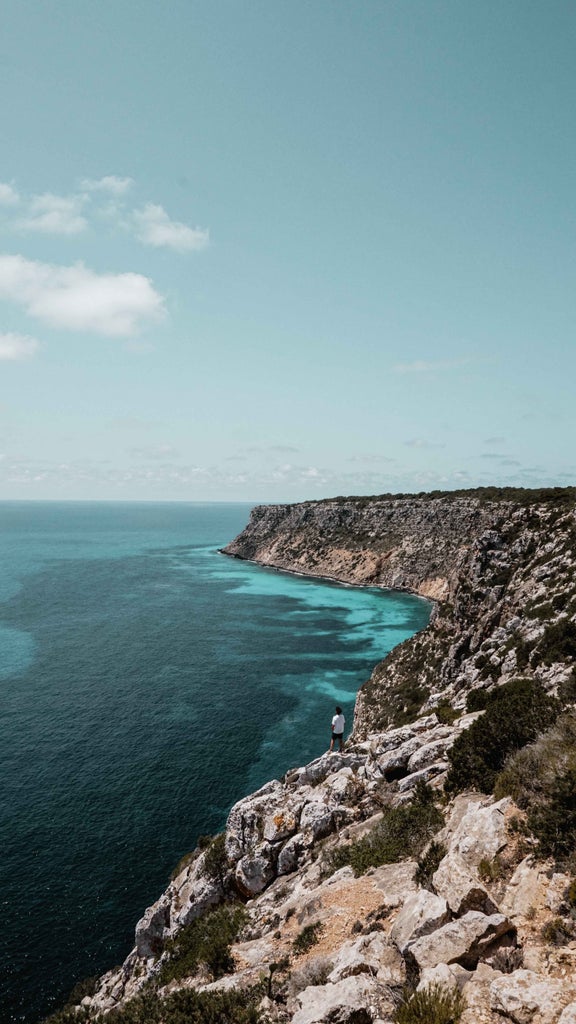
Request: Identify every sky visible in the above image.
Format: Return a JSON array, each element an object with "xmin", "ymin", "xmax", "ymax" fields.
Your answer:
[{"xmin": 0, "ymin": 0, "xmax": 575, "ymax": 502}]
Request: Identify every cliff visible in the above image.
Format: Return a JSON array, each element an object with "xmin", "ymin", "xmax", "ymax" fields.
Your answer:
[{"xmin": 53, "ymin": 488, "xmax": 576, "ymax": 1024}]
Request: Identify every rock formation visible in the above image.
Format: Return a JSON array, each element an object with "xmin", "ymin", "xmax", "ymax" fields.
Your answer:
[{"xmin": 58, "ymin": 488, "xmax": 576, "ymax": 1024}]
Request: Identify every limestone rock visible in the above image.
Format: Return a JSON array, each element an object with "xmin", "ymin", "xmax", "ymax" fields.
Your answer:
[
  {"xmin": 433, "ymin": 850, "xmax": 498, "ymax": 917},
  {"xmin": 234, "ymin": 842, "xmax": 275, "ymax": 896},
  {"xmin": 490, "ymin": 969, "xmax": 575, "ymax": 1024},
  {"xmin": 407, "ymin": 912, "xmax": 516, "ymax": 972},
  {"xmin": 390, "ymin": 889, "xmax": 451, "ymax": 952},
  {"xmin": 559, "ymin": 1005, "xmax": 576, "ymax": 1024},
  {"xmin": 292, "ymin": 974, "xmax": 395, "ymax": 1024},
  {"xmin": 417, "ymin": 962, "xmax": 472, "ymax": 992}
]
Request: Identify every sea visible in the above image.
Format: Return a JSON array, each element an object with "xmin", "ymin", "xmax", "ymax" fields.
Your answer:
[{"xmin": 0, "ymin": 502, "xmax": 431, "ymax": 1023}]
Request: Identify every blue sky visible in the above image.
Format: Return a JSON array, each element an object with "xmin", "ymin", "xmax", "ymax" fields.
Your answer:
[{"xmin": 1, "ymin": 0, "xmax": 575, "ymax": 501}]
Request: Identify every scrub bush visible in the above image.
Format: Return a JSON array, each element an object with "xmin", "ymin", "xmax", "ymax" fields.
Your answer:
[
  {"xmin": 394, "ymin": 982, "xmax": 466, "ymax": 1024},
  {"xmin": 446, "ymin": 678, "xmax": 560, "ymax": 795},
  {"xmin": 292, "ymin": 922, "xmax": 325, "ymax": 955},
  {"xmin": 327, "ymin": 784, "xmax": 443, "ymax": 877},
  {"xmin": 157, "ymin": 903, "xmax": 248, "ymax": 985}
]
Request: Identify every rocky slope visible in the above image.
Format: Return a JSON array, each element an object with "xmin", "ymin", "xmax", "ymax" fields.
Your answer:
[{"xmin": 66, "ymin": 488, "xmax": 576, "ymax": 1024}]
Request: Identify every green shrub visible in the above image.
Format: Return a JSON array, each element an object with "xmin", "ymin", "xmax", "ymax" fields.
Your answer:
[
  {"xmin": 327, "ymin": 785, "xmax": 443, "ymax": 877},
  {"xmin": 414, "ymin": 840, "xmax": 446, "ymax": 889},
  {"xmin": 292, "ymin": 922, "xmax": 325, "ymax": 954},
  {"xmin": 446, "ymin": 678, "xmax": 560, "ymax": 795},
  {"xmin": 157, "ymin": 903, "xmax": 248, "ymax": 985},
  {"xmin": 434, "ymin": 703, "xmax": 459, "ymax": 725},
  {"xmin": 528, "ymin": 767, "xmax": 576, "ymax": 861},
  {"xmin": 394, "ymin": 982, "xmax": 466, "ymax": 1024},
  {"xmin": 103, "ymin": 986, "xmax": 265, "ymax": 1024},
  {"xmin": 533, "ymin": 618, "xmax": 576, "ymax": 667},
  {"xmin": 202, "ymin": 833, "xmax": 229, "ymax": 891},
  {"xmin": 478, "ymin": 856, "xmax": 503, "ymax": 883},
  {"xmin": 540, "ymin": 917, "xmax": 574, "ymax": 946}
]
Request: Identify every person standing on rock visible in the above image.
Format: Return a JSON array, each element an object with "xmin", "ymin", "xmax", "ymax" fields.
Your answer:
[{"xmin": 329, "ymin": 706, "xmax": 345, "ymax": 752}]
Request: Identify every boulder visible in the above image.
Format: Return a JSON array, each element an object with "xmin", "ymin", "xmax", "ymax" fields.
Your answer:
[
  {"xmin": 448, "ymin": 797, "xmax": 512, "ymax": 868},
  {"xmin": 292, "ymin": 974, "xmax": 394, "ymax": 1024},
  {"xmin": 407, "ymin": 912, "xmax": 516, "ymax": 973},
  {"xmin": 327, "ymin": 933, "xmax": 388, "ymax": 983},
  {"xmin": 407, "ymin": 738, "xmax": 453, "ymax": 773},
  {"xmin": 417, "ymin": 962, "xmax": 471, "ymax": 992},
  {"xmin": 225, "ymin": 780, "xmax": 283, "ymax": 861},
  {"xmin": 234, "ymin": 842, "xmax": 275, "ymax": 896},
  {"xmin": 500, "ymin": 858, "xmax": 549, "ymax": 920},
  {"xmin": 490, "ymin": 969, "xmax": 575, "ymax": 1024},
  {"xmin": 433, "ymin": 850, "xmax": 498, "ymax": 916},
  {"xmin": 135, "ymin": 894, "xmax": 171, "ymax": 958},
  {"xmin": 299, "ymin": 799, "xmax": 335, "ymax": 841},
  {"xmin": 390, "ymin": 889, "xmax": 451, "ymax": 952},
  {"xmin": 263, "ymin": 809, "xmax": 299, "ymax": 843},
  {"xmin": 277, "ymin": 832, "xmax": 305, "ymax": 876}
]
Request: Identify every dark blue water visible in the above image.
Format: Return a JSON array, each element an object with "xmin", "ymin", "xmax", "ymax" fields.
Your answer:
[{"xmin": 0, "ymin": 502, "xmax": 430, "ymax": 1023}]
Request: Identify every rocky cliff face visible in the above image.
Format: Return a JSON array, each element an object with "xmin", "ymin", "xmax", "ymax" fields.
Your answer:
[{"xmin": 71, "ymin": 490, "xmax": 576, "ymax": 1024}]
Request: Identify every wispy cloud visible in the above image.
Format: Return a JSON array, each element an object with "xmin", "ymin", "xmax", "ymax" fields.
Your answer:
[
  {"xmin": 393, "ymin": 357, "xmax": 472, "ymax": 374},
  {"xmin": 484, "ymin": 436, "xmax": 506, "ymax": 446},
  {"xmin": 0, "ymin": 254, "xmax": 164, "ymax": 336},
  {"xmin": 0, "ymin": 182, "xmax": 19, "ymax": 206},
  {"xmin": 0, "ymin": 332, "xmax": 39, "ymax": 360},
  {"xmin": 348, "ymin": 454, "xmax": 396, "ymax": 464},
  {"xmin": 18, "ymin": 193, "xmax": 87, "ymax": 235},
  {"xmin": 131, "ymin": 444, "xmax": 178, "ymax": 460},
  {"xmin": 80, "ymin": 175, "xmax": 134, "ymax": 195},
  {"xmin": 403, "ymin": 438, "xmax": 445, "ymax": 449},
  {"xmin": 133, "ymin": 203, "xmax": 209, "ymax": 252}
]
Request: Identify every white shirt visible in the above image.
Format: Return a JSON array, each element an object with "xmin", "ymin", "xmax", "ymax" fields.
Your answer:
[{"xmin": 332, "ymin": 713, "xmax": 345, "ymax": 733}]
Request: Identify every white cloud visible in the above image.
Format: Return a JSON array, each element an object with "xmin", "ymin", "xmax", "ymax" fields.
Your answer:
[
  {"xmin": 403, "ymin": 438, "xmax": 445, "ymax": 449},
  {"xmin": 133, "ymin": 203, "xmax": 209, "ymax": 252},
  {"xmin": 19, "ymin": 193, "xmax": 87, "ymax": 235},
  {"xmin": 81, "ymin": 175, "xmax": 134, "ymax": 195},
  {"xmin": 0, "ymin": 182, "xmax": 19, "ymax": 206},
  {"xmin": 0, "ymin": 332, "xmax": 39, "ymax": 360},
  {"xmin": 0, "ymin": 254, "xmax": 164, "ymax": 336}
]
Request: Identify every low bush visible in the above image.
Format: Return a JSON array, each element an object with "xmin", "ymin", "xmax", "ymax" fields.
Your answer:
[
  {"xmin": 292, "ymin": 921, "xmax": 325, "ymax": 955},
  {"xmin": 528, "ymin": 767, "xmax": 576, "ymax": 861},
  {"xmin": 434, "ymin": 703, "xmax": 459, "ymax": 725},
  {"xmin": 157, "ymin": 903, "xmax": 248, "ymax": 985},
  {"xmin": 446, "ymin": 678, "xmax": 560, "ymax": 795},
  {"xmin": 287, "ymin": 956, "xmax": 332, "ymax": 996},
  {"xmin": 202, "ymin": 833, "xmax": 229, "ymax": 891},
  {"xmin": 414, "ymin": 840, "xmax": 446, "ymax": 889},
  {"xmin": 541, "ymin": 917, "xmax": 574, "ymax": 946},
  {"xmin": 327, "ymin": 784, "xmax": 443, "ymax": 877},
  {"xmin": 478, "ymin": 856, "xmax": 503, "ymax": 883},
  {"xmin": 105, "ymin": 986, "xmax": 265, "ymax": 1024},
  {"xmin": 394, "ymin": 982, "xmax": 466, "ymax": 1024},
  {"xmin": 533, "ymin": 617, "xmax": 576, "ymax": 667}
]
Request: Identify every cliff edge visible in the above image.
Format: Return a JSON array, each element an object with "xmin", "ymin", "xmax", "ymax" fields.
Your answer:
[{"xmin": 50, "ymin": 488, "xmax": 576, "ymax": 1024}]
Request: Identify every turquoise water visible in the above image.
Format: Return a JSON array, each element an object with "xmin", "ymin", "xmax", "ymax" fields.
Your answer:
[{"xmin": 0, "ymin": 502, "xmax": 430, "ymax": 1022}]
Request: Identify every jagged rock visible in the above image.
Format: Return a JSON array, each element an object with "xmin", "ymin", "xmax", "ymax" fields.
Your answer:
[
  {"xmin": 263, "ymin": 809, "xmax": 299, "ymax": 843},
  {"xmin": 500, "ymin": 858, "xmax": 550, "ymax": 920},
  {"xmin": 371, "ymin": 861, "xmax": 419, "ymax": 906},
  {"xmin": 407, "ymin": 738, "xmax": 453, "ymax": 773},
  {"xmin": 291, "ymin": 974, "xmax": 395, "ymax": 1024},
  {"xmin": 433, "ymin": 850, "xmax": 498, "ymax": 916},
  {"xmin": 277, "ymin": 832, "xmax": 306, "ymax": 875},
  {"xmin": 448, "ymin": 797, "xmax": 512, "ymax": 867},
  {"xmin": 490, "ymin": 969, "xmax": 576, "ymax": 1024},
  {"xmin": 417, "ymin": 962, "xmax": 472, "ymax": 992},
  {"xmin": 546, "ymin": 872, "xmax": 571, "ymax": 914},
  {"xmin": 225, "ymin": 780, "xmax": 283, "ymax": 861},
  {"xmin": 397, "ymin": 762, "xmax": 448, "ymax": 791},
  {"xmin": 327, "ymin": 933, "xmax": 390, "ymax": 982},
  {"xmin": 406, "ymin": 912, "xmax": 516, "ymax": 972},
  {"xmin": 390, "ymin": 889, "xmax": 451, "ymax": 952},
  {"xmin": 299, "ymin": 800, "xmax": 335, "ymax": 841},
  {"xmin": 135, "ymin": 894, "xmax": 171, "ymax": 957},
  {"xmin": 235, "ymin": 842, "xmax": 275, "ymax": 896}
]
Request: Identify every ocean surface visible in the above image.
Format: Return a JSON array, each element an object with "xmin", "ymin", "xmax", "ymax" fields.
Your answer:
[{"xmin": 0, "ymin": 502, "xmax": 431, "ymax": 1023}]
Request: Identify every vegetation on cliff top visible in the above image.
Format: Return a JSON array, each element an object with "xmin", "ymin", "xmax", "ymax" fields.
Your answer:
[{"xmin": 314, "ymin": 486, "xmax": 576, "ymax": 508}]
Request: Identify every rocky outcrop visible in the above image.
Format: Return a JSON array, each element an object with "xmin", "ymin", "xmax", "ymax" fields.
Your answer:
[{"xmin": 79, "ymin": 489, "xmax": 576, "ymax": 1024}]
